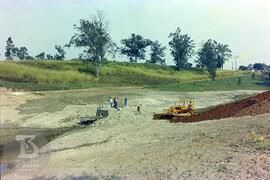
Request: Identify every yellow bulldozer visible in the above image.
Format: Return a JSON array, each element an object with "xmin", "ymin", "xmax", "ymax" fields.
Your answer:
[{"xmin": 153, "ymin": 99, "xmax": 195, "ymax": 119}]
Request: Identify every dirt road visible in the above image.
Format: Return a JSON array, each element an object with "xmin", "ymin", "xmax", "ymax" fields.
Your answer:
[{"xmin": 1, "ymin": 88, "xmax": 269, "ymax": 179}]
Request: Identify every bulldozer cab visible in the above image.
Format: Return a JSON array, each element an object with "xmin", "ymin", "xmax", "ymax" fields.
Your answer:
[{"xmin": 166, "ymin": 99, "xmax": 195, "ymax": 116}]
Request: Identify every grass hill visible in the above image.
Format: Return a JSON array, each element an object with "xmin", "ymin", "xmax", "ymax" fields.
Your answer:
[{"xmin": 0, "ymin": 60, "xmax": 268, "ymax": 91}]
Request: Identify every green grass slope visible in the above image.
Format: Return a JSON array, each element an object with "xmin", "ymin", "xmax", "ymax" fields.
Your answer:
[{"xmin": 0, "ymin": 60, "xmax": 268, "ymax": 91}]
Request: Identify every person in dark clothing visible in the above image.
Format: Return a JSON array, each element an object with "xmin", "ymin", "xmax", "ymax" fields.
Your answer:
[
  {"xmin": 124, "ymin": 97, "xmax": 128, "ymax": 107},
  {"xmin": 136, "ymin": 104, "xmax": 141, "ymax": 115},
  {"xmin": 113, "ymin": 97, "xmax": 117, "ymax": 109}
]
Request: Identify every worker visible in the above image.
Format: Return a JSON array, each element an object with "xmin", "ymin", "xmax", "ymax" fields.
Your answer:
[
  {"xmin": 113, "ymin": 97, "xmax": 120, "ymax": 110},
  {"xmin": 124, "ymin": 97, "xmax": 128, "ymax": 107},
  {"xmin": 108, "ymin": 96, "xmax": 113, "ymax": 107},
  {"xmin": 136, "ymin": 104, "xmax": 141, "ymax": 115},
  {"xmin": 113, "ymin": 97, "xmax": 117, "ymax": 109}
]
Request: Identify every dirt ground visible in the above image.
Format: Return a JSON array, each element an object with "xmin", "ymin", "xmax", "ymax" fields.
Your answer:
[{"xmin": 1, "ymin": 88, "xmax": 270, "ymax": 179}]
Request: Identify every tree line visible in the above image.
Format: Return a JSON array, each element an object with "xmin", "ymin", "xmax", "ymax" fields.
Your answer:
[
  {"xmin": 4, "ymin": 37, "xmax": 66, "ymax": 61},
  {"xmin": 3, "ymin": 11, "xmax": 232, "ymax": 80}
]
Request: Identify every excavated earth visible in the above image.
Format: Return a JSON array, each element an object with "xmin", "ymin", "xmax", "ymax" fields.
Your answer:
[
  {"xmin": 1, "ymin": 88, "xmax": 270, "ymax": 179},
  {"xmin": 163, "ymin": 91, "xmax": 270, "ymax": 123}
]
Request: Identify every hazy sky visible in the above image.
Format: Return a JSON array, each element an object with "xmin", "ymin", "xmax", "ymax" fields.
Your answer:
[{"xmin": 1, "ymin": 0, "xmax": 270, "ymax": 68}]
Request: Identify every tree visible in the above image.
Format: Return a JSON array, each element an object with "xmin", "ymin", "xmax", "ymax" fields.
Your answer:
[
  {"xmin": 16, "ymin": 47, "xmax": 29, "ymax": 60},
  {"xmin": 67, "ymin": 11, "xmax": 116, "ymax": 77},
  {"xmin": 25, "ymin": 55, "xmax": 35, "ymax": 60},
  {"xmin": 216, "ymin": 44, "xmax": 232, "ymax": 69},
  {"xmin": 5, "ymin": 37, "xmax": 15, "ymax": 60},
  {"xmin": 149, "ymin": 41, "xmax": 166, "ymax": 65},
  {"xmin": 197, "ymin": 39, "xmax": 232, "ymax": 81},
  {"xmin": 168, "ymin": 28, "xmax": 195, "ymax": 70},
  {"xmin": 46, "ymin": 54, "xmax": 54, "ymax": 60},
  {"xmin": 120, "ymin": 33, "xmax": 152, "ymax": 63},
  {"xmin": 54, "ymin": 45, "xmax": 66, "ymax": 60},
  {"xmin": 239, "ymin": 65, "xmax": 249, "ymax": 71},
  {"xmin": 253, "ymin": 63, "xmax": 267, "ymax": 71},
  {"xmin": 35, "ymin": 52, "xmax": 45, "ymax": 60}
]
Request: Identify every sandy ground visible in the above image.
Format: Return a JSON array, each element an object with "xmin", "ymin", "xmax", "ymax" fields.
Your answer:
[
  {"xmin": 0, "ymin": 88, "xmax": 38, "ymax": 126},
  {"xmin": 1, "ymin": 88, "xmax": 270, "ymax": 179}
]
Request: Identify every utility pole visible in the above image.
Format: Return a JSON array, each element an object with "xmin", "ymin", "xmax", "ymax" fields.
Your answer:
[{"xmin": 233, "ymin": 55, "xmax": 239, "ymax": 70}]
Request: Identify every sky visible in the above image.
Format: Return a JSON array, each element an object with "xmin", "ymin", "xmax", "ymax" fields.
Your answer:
[{"xmin": 0, "ymin": 0, "xmax": 270, "ymax": 69}]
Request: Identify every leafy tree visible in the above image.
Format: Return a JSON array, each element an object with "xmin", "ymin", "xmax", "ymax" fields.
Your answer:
[
  {"xmin": 11, "ymin": 47, "xmax": 20, "ymax": 59},
  {"xmin": 186, "ymin": 63, "xmax": 193, "ymax": 69},
  {"xmin": 168, "ymin": 28, "xmax": 195, "ymax": 70},
  {"xmin": 216, "ymin": 44, "xmax": 232, "ymax": 69},
  {"xmin": 197, "ymin": 39, "xmax": 232, "ymax": 81},
  {"xmin": 25, "ymin": 55, "xmax": 35, "ymax": 60},
  {"xmin": 67, "ymin": 11, "xmax": 116, "ymax": 77},
  {"xmin": 54, "ymin": 45, "xmax": 66, "ymax": 60},
  {"xmin": 5, "ymin": 37, "xmax": 15, "ymax": 60},
  {"xmin": 16, "ymin": 47, "xmax": 29, "ymax": 60},
  {"xmin": 46, "ymin": 54, "xmax": 54, "ymax": 60},
  {"xmin": 239, "ymin": 65, "xmax": 249, "ymax": 71},
  {"xmin": 149, "ymin": 41, "xmax": 166, "ymax": 65},
  {"xmin": 120, "ymin": 33, "xmax": 152, "ymax": 63},
  {"xmin": 253, "ymin": 63, "xmax": 267, "ymax": 71},
  {"xmin": 35, "ymin": 52, "xmax": 45, "ymax": 60}
]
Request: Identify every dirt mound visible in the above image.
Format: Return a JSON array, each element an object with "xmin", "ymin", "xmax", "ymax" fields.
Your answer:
[{"xmin": 168, "ymin": 91, "xmax": 270, "ymax": 123}]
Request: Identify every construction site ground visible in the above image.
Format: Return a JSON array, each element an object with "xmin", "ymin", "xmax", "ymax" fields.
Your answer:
[{"xmin": 1, "ymin": 87, "xmax": 270, "ymax": 179}]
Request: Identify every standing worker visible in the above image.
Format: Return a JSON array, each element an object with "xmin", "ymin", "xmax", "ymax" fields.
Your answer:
[
  {"xmin": 113, "ymin": 97, "xmax": 120, "ymax": 110},
  {"xmin": 136, "ymin": 104, "xmax": 142, "ymax": 115},
  {"xmin": 124, "ymin": 97, "xmax": 128, "ymax": 107},
  {"xmin": 113, "ymin": 97, "xmax": 117, "ymax": 109},
  {"xmin": 109, "ymin": 96, "xmax": 113, "ymax": 107}
]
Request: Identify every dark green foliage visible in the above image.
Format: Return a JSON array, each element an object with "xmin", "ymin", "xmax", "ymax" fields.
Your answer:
[
  {"xmin": 16, "ymin": 47, "xmax": 29, "ymax": 60},
  {"xmin": 4, "ymin": 37, "xmax": 30, "ymax": 60},
  {"xmin": 197, "ymin": 39, "xmax": 232, "ymax": 81},
  {"xmin": 186, "ymin": 63, "xmax": 193, "ymax": 69},
  {"xmin": 253, "ymin": 63, "xmax": 267, "ymax": 71},
  {"xmin": 239, "ymin": 65, "xmax": 249, "ymax": 71},
  {"xmin": 168, "ymin": 28, "xmax": 195, "ymax": 70},
  {"xmin": 25, "ymin": 56, "xmax": 35, "ymax": 60},
  {"xmin": 216, "ymin": 43, "xmax": 232, "ymax": 69},
  {"xmin": 54, "ymin": 45, "xmax": 66, "ymax": 60},
  {"xmin": 36, "ymin": 52, "xmax": 45, "ymax": 60},
  {"xmin": 121, "ymin": 34, "xmax": 152, "ymax": 63},
  {"xmin": 47, "ymin": 54, "xmax": 54, "ymax": 60},
  {"xmin": 67, "ymin": 11, "xmax": 116, "ymax": 77},
  {"xmin": 5, "ymin": 37, "xmax": 15, "ymax": 60},
  {"xmin": 149, "ymin": 41, "xmax": 166, "ymax": 65}
]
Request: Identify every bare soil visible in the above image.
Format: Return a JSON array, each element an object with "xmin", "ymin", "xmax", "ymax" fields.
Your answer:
[
  {"xmin": 1, "ymin": 88, "xmax": 270, "ymax": 180},
  {"xmin": 166, "ymin": 90, "xmax": 270, "ymax": 123}
]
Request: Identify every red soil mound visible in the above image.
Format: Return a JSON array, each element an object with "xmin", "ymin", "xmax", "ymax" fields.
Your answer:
[{"xmin": 168, "ymin": 91, "xmax": 270, "ymax": 123}]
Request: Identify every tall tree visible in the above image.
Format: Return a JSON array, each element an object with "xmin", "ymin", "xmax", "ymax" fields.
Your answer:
[
  {"xmin": 67, "ymin": 11, "xmax": 116, "ymax": 77},
  {"xmin": 197, "ymin": 39, "xmax": 232, "ymax": 81},
  {"xmin": 46, "ymin": 54, "xmax": 54, "ymax": 60},
  {"xmin": 16, "ymin": 47, "xmax": 29, "ymax": 60},
  {"xmin": 35, "ymin": 52, "xmax": 45, "ymax": 60},
  {"xmin": 5, "ymin": 37, "xmax": 15, "ymax": 60},
  {"xmin": 149, "ymin": 41, "xmax": 166, "ymax": 65},
  {"xmin": 168, "ymin": 28, "xmax": 195, "ymax": 70},
  {"xmin": 216, "ymin": 44, "xmax": 232, "ymax": 69},
  {"xmin": 120, "ymin": 34, "xmax": 152, "ymax": 63},
  {"xmin": 54, "ymin": 45, "xmax": 66, "ymax": 60}
]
